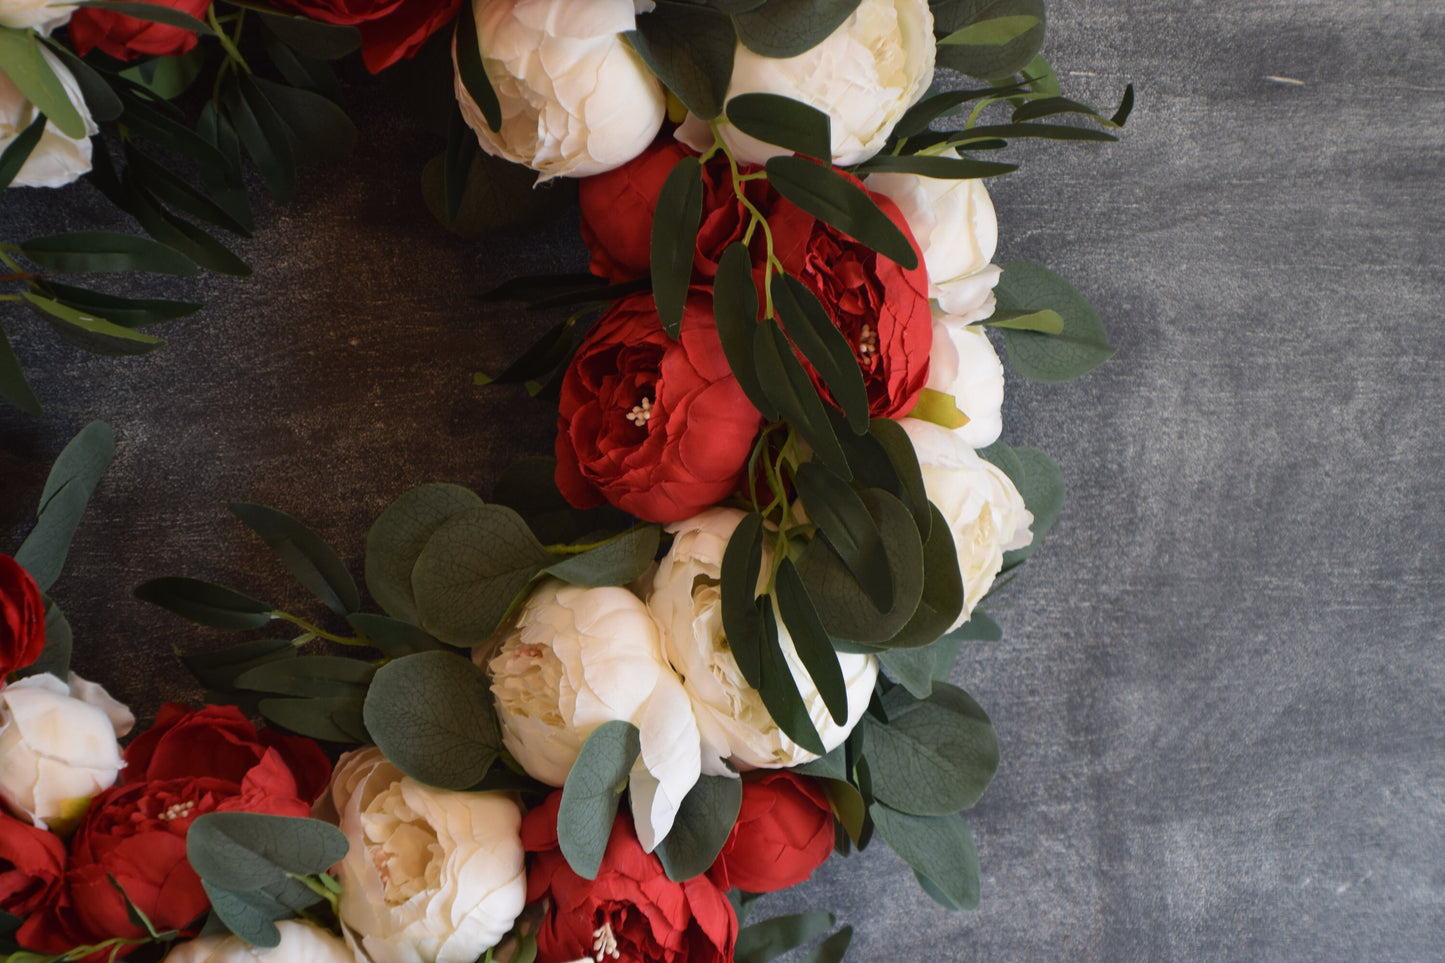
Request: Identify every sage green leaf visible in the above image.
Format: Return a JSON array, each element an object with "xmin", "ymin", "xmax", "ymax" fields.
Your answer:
[
  {"xmin": 44, "ymin": 283, "xmax": 201, "ymax": 328},
  {"xmin": 655, "ymin": 775, "xmax": 743, "ymax": 882},
  {"xmin": 229, "ymin": 502, "xmax": 360, "ymax": 615},
  {"xmin": 772, "ymin": 274, "xmax": 868, "ymax": 433},
  {"xmin": 885, "ymin": 503, "xmax": 963, "ymax": 648},
  {"xmin": 979, "ymin": 308, "xmax": 1063, "ymax": 334},
  {"xmin": 365, "ymin": 483, "xmax": 485, "ymax": 623},
  {"xmin": 764, "ymin": 156, "xmax": 917, "ymax": 269},
  {"xmin": 931, "ymin": 0, "xmax": 1045, "ymax": 80},
  {"xmin": 258, "ymin": 9, "xmax": 361, "ymax": 59},
  {"xmin": 454, "ymin": 0, "xmax": 500, "ymax": 130},
  {"xmin": 411, "ymin": 505, "xmax": 551, "ymax": 647},
  {"xmin": 346, "ymin": 613, "xmax": 446, "ymax": 658},
  {"xmin": 362, "ymin": 651, "xmax": 502, "ymax": 789},
  {"xmin": 773, "ymin": 558, "xmax": 848, "ymax": 725},
  {"xmin": 0, "ymin": 27, "xmax": 86, "ymax": 138},
  {"xmin": 712, "ymin": 243, "xmax": 775, "ymax": 419},
  {"xmin": 800, "ymin": 926, "xmax": 853, "ymax": 962},
  {"xmin": 179, "ymin": 639, "xmax": 297, "ymax": 691},
  {"xmin": 997, "ymin": 446, "xmax": 1065, "ymax": 565},
  {"xmin": 794, "ymin": 465, "xmax": 891, "ymax": 612},
  {"xmin": 651, "ymin": 155, "xmax": 704, "ymax": 337},
  {"xmin": 854, "ymin": 154, "xmax": 1017, "ymax": 180},
  {"xmin": 626, "ymin": 1, "xmax": 735, "ymax": 120},
  {"xmin": 994, "ymin": 261, "xmax": 1114, "ymax": 382},
  {"xmin": 735, "ymin": 912, "xmax": 836, "ymax": 963},
  {"xmin": 732, "ymin": 0, "xmax": 862, "ymax": 59},
  {"xmin": 944, "ymin": 609, "xmax": 1001, "ymax": 642},
  {"xmin": 75, "ymin": 1, "xmax": 212, "ymax": 33},
  {"xmin": 726, "ymin": 93, "xmax": 831, "ymax": 161},
  {"xmin": 134, "ymin": 577, "xmax": 274, "ymax": 631},
  {"xmin": 258, "ymin": 694, "xmax": 367, "ymax": 743},
  {"xmin": 939, "ymin": 14, "xmax": 1039, "ymax": 46},
  {"xmin": 860, "ymin": 683, "xmax": 998, "ymax": 815},
  {"xmin": 758, "ymin": 603, "xmax": 825, "ymax": 754},
  {"xmin": 188, "ymin": 812, "xmax": 347, "ymax": 891},
  {"xmin": 14, "ymin": 422, "xmax": 114, "ymax": 590},
  {"xmin": 558, "ymin": 721, "xmax": 641, "ymax": 879},
  {"xmin": 19, "ymin": 231, "xmax": 197, "ymax": 276},
  {"xmin": 877, "ymin": 646, "xmax": 934, "ymax": 698},
  {"xmin": 234, "ymin": 655, "xmax": 374, "ymax": 698},
  {"xmin": 0, "ymin": 114, "xmax": 44, "ymax": 190},
  {"xmin": 201, "ymin": 884, "xmax": 284, "ymax": 948},
  {"xmin": 753, "ymin": 319, "xmax": 850, "ymax": 478},
  {"xmin": 544, "ymin": 526, "xmax": 661, "ymax": 588},
  {"xmin": 869, "ymin": 804, "xmax": 980, "ymax": 909},
  {"xmin": 0, "ymin": 325, "xmax": 42, "ymax": 415}
]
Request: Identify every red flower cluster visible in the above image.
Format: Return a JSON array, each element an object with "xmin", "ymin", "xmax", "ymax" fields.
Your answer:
[
  {"xmin": 6, "ymin": 705, "xmax": 330, "ymax": 957},
  {"xmin": 271, "ymin": 0, "xmax": 461, "ymax": 74},
  {"xmin": 560, "ymin": 140, "xmax": 931, "ymax": 523},
  {"xmin": 0, "ymin": 554, "xmax": 44, "ymax": 681},
  {"xmin": 70, "ymin": 0, "xmax": 211, "ymax": 61}
]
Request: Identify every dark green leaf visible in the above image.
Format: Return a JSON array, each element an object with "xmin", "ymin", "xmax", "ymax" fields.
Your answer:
[
  {"xmin": 118, "ymin": 189, "xmax": 253, "ymax": 278},
  {"xmin": 17, "ymin": 601, "xmax": 72, "ymax": 681},
  {"xmin": 187, "ymin": 812, "xmax": 347, "ymax": 891},
  {"xmin": 655, "ymin": 775, "xmax": 742, "ymax": 881},
  {"xmin": 854, "ymin": 154, "xmax": 1016, "ymax": 179},
  {"xmin": 0, "ymin": 113, "xmax": 45, "ymax": 190},
  {"xmin": 258, "ymin": 694, "xmax": 367, "ymax": 743},
  {"xmin": 885, "ymin": 503, "xmax": 964, "ymax": 648},
  {"xmin": 544, "ymin": 526, "xmax": 661, "ymax": 587},
  {"xmin": 712, "ymin": 243, "xmax": 775, "ymax": 419},
  {"xmin": 932, "ymin": 0, "xmax": 1045, "ymax": 80},
  {"xmin": 891, "ymin": 84, "xmax": 1024, "ymax": 139},
  {"xmin": 732, "ymin": 0, "xmax": 863, "ymax": 59},
  {"xmin": 726, "ymin": 93, "xmax": 831, "ymax": 161},
  {"xmin": 126, "ymin": 146, "xmax": 252, "ymax": 235},
  {"xmin": 0, "ymin": 325, "xmax": 42, "ymax": 415},
  {"xmin": 121, "ymin": 96, "xmax": 236, "ymax": 177},
  {"xmin": 119, "ymin": 48, "xmax": 204, "ymax": 99},
  {"xmin": 939, "ymin": 13, "xmax": 1039, "ymax": 46},
  {"xmin": 753, "ymin": 319, "xmax": 850, "ymax": 477},
  {"xmin": 997, "ymin": 446, "xmax": 1064, "ymax": 566},
  {"xmin": 953, "ymin": 122, "xmax": 1118, "ymax": 144},
  {"xmin": 234, "ymin": 655, "xmax": 373, "ymax": 698},
  {"xmin": 773, "ymin": 558, "xmax": 848, "ymax": 724},
  {"xmin": 772, "ymin": 274, "xmax": 869, "ymax": 433},
  {"xmin": 252, "ymin": 77, "xmax": 357, "ymax": 165},
  {"xmin": 134, "ymin": 577, "xmax": 274, "ymax": 631},
  {"xmin": 365, "ymin": 483, "xmax": 485, "ymax": 623},
  {"xmin": 720, "ymin": 512, "xmax": 766, "ymax": 686},
  {"xmin": 735, "ymin": 912, "xmax": 836, "ymax": 963},
  {"xmin": 201, "ymin": 884, "xmax": 284, "ymax": 948},
  {"xmin": 454, "ymin": 0, "xmax": 500, "ymax": 130},
  {"xmin": 876, "ymin": 645, "xmax": 934, "ymax": 698},
  {"xmin": 180, "ymin": 639, "xmax": 297, "ymax": 692},
  {"xmin": 626, "ymin": 1, "xmax": 735, "ymax": 120},
  {"xmin": 48, "ymin": 46, "xmax": 122, "ymax": 121},
  {"xmin": 222, "ymin": 76, "xmax": 296, "ymax": 203},
  {"xmin": 193, "ymin": 102, "xmax": 253, "ymax": 229},
  {"xmin": 346, "ymin": 613, "xmax": 446, "ymax": 658},
  {"xmin": 258, "ymin": 9, "xmax": 361, "ymax": 60},
  {"xmin": 43, "ymin": 283, "xmax": 201, "ymax": 328},
  {"xmin": 800, "ymin": 925, "xmax": 853, "ymax": 962},
  {"xmin": 75, "ymin": 1, "xmax": 212, "ymax": 33},
  {"xmin": 0, "ymin": 27, "xmax": 86, "ymax": 138},
  {"xmin": 869, "ymin": 804, "xmax": 980, "ymax": 909},
  {"xmin": 994, "ymin": 261, "xmax": 1115, "ymax": 382},
  {"xmin": 943, "ymin": 609, "xmax": 1001, "ymax": 642},
  {"xmin": 262, "ymin": 32, "xmax": 343, "ymax": 100},
  {"xmin": 19, "ymin": 231, "xmax": 198, "ymax": 276},
  {"xmin": 860, "ymin": 683, "xmax": 997, "ymax": 815},
  {"xmin": 651, "ymin": 155, "xmax": 704, "ymax": 337},
  {"xmin": 362, "ymin": 651, "xmax": 502, "ymax": 789},
  {"xmin": 1111, "ymin": 83, "xmax": 1135, "ymax": 126},
  {"xmin": 765, "ymin": 156, "xmax": 917, "ymax": 269},
  {"xmin": 229, "ymin": 503, "xmax": 360, "ymax": 615},
  {"xmin": 421, "ymin": 147, "xmax": 577, "ymax": 238},
  {"xmin": 558, "ymin": 721, "xmax": 641, "ymax": 879},
  {"xmin": 794, "ymin": 464, "xmax": 891, "ymax": 611},
  {"xmin": 13, "ymin": 422, "xmax": 115, "ymax": 590},
  {"xmin": 489, "ymin": 456, "xmax": 632, "ymax": 546},
  {"xmin": 867, "ymin": 417, "xmax": 931, "ymax": 539},
  {"xmin": 758, "ymin": 603, "xmax": 825, "ymax": 753},
  {"xmin": 443, "ymin": 107, "xmax": 478, "ymax": 222}
]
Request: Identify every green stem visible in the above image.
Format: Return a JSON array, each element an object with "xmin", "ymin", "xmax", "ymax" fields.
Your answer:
[
  {"xmin": 287, "ymin": 872, "xmax": 341, "ymax": 915},
  {"xmin": 208, "ymin": 5, "xmax": 250, "ymax": 75},
  {"xmin": 271, "ymin": 611, "xmax": 366, "ymax": 646},
  {"xmin": 544, "ymin": 529, "xmax": 631, "ymax": 555}
]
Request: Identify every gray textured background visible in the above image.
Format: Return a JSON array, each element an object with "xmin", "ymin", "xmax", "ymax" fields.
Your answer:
[{"xmin": 3, "ymin": 0, "xmax": 1443, "ymax": 959}]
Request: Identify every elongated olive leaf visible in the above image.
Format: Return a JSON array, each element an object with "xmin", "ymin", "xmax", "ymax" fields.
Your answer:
[
  {"xmin": 44, "ymin": 283, "xmax": 201, "ymax": 328},
  {"xmin": 544, "ymin": 526, "xmax": 661, "ymax": 587},
  {"xmin": 119, "ymin": 190, "xmax": 252, "ymax": 278},
  {"xmin": 476, "ymin": 320, "xmax": 573, "ymax": 387},
  {"xmin": 1111, "ymin": 83, "xmax": 1136, "ymax": 126},
  {"xmin": 25, "ymin": 293, "xmax": 165, "ymax": 356},
  {"xmin": 122, "ymin": 96, "xmax": 236, "ymax": 178},
  {"xmin": 886, "ymin": 503, "xmax": 963, "ymax": 648},
  {"xmin": 48, "ymin": 46, "xmax": 122, "ymax": 122},
  {"xmin": 867, "ymin": 418, "xmax": 930, "ymax": 539},
  {"xmin": 626, "ymin": 1, "xmax": 735, "ymax": 120},
  {"xmin": 454, "ymin": 0, "xmax": 500, "ymax": 130},
  {"xmin": 0, "ymin": 325, "xmax": 43, "ymax": 415},
  {"xmin": 13, "ymin": 422, "xmax": 114, "ymax": 589},
  {"xmin": 19, "ymin": 231, "xmax": 197, "ymax": 276},
  {"xmin": 712, "ymin": 243, "xmax": 775, "ymax": 419},
  {"xmin": 258, "ymin": 694, "xmax": 367, "ymax": 743},
  {"xmin": 891, "ymin": 84, "xmax": 1025, "ymax": 140},
  {"xmin": 135, "ymin": 577, "xmax": 274, "ymax": 631},
  {"xmin": 180, "ymin": 639, "xmax": 297, "ymax": 691},
  {"xmin": 726, "ymin": 93, "xmax": 831, "ymax": 161},
  {"xmin": 363, "ymin": 651, "xmax": 502, "ymax": 789},
  {"xmin": 651, "ymin": 156, "xmax": 704, "ymax": 337},
  {"xmin": 732, "ymin": 0, "xmax": 862, "ymax": 59},
  {"xmin": 222, "ymin": 76, "xmax": 296, "ymax": 204},
  {"xmin": 346, "ymin": 613, "xmax": 446, "ymax": 658},
  {"xmin": 75, "ymin": 0, "xmax": 213, "ymax": 32},
  {"xmin": 120, "ymin": 48, "xmax": 204, "ymax": 100},
  {"xmin": 980, "ymin": 308, "xmax": 1063, "ymax": 334},
  {"xmin": 764, "ymin": 156, "xmax": 917, "ymax": 269},
  {"xmin": 263, "ymin": 32, "xmax": 343, "ymax": 100},
  {"xmin": 795, "ymin": 463, "xmax": 893, "ymax": 612},
  {"xmin": 235, "ymin": 655, "xmax": 373, "ymax": 698},
  {"xmin": 258, "ymin": 10, "xmax": 361, "ymax": 59},
  {"xmin": 735, "ymin": 912, "xmax": 836, "ymax": 963},
  {"xmin": 993, "ymin": 262, "xmax": 1115, "ymax": 382},
  {"xmin": 411, "ymin": 505, "xmax": 553, "ymax": 646},
  {"xmin": 365, "ymin": 484, "xmax": 485, "ymax": 623},
  {"xmin": 932, "ymin": 0, "xmax": 1045, "ymax": 80},
  {"xmin": 720, "ymin": 512, "xmax": 766, "ymax": 686},
  {"xmin": 194, "ymin": 102, "xmax": 253, "ymax": 229},
  {"xmin": 860, "ymin": 683, "xmax": 998, "ymax": 815},
  {"xmin": 855, "ymin": 154, "xmax": 1017, "ymax": 180},
  {"xmin": 558, "ymin": 721, "xmax": 641, "ymax": 879},
  {"xmin": 772, "ymin": 274, "xmax": 869, "ymax": 433},
  {"xmin": 956, "ymin": 122, "xmax": 1118, "ymax": 144},
  {"xmin": 0, "ymin": 27, "xmax": 86, "ymax": 138},
  {"xmin": 229, "ymin": 503, "xmax": 360, "ymax": 615},
  {"xmin": 758, "ymin": 603, "xmax": 825, "ymax": 754},
  {"xmin": 0, "ymin": 113, "xmax": 44, "ymax": 190},
  {"xmin": 655, "ymin": 775, "xmax": 743, "ymax": 882},
  {"xmin": 773, "ymin": 559, "xmax": 848, "ymax": 725},
  {"xmin": 252, "ymin": 78, "xmax": 357, "ymax": 165},
  {"xmin": 753, "ymin": 319, "xmax": 850, "ymax": 478}
]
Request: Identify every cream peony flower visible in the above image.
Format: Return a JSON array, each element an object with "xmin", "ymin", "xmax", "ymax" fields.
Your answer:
[
  {"xmin": 925, "ymin": 311, "xmax": 1005, "ymax": 449},
  {"xmin": 318, "ymin": 748, "xmax": 526, "ymax": 963},
  {"xmin": 0, "ymin": 0, "xmax": 76, "ymax": 32},
  {"xmin": 482, "ymin": 580, "xmax": 702, "ymax": 851},
  {"xmin": 676, "ymin": 0, "xmax": 934, "ymax": 167},
  {"xmin": 900, "ymin": 420, "xmax": 1032, "ymax": 625},
  {"xmin": 453, "ymin": 0, "xmax": 665, "ymax": 180},
  {"xmin": 0, "ymin": 47, "xmax": 98, "ymax": 189},
  {"xmin": 161, "ymin": 920, "xmax": 352, "ymax": 963},
  {"xmin": 647, "ymin": 508, "xmax": 878, "ymax": 773},
  {"xmin": 0, "ymin": 672, "xmax": 132, "ymax": 831},
  {"xmin": 866, "ymin": 152, "xmax": 1001, "ymax": 321}
]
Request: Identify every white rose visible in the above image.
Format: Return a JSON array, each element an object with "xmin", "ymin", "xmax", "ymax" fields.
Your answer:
[
  {"xmin": 0, "ymin": 0, "xmax": 76, "ymax": 32},
  {"xmin": 483, "ymin": 581, "xmax": 702, "ymax": 851},
  {"xmin": 866, "ymin": 153, "xmax": 1001, "ymax": 320},
  {"xmin": 454, "ymin": 0, "xmax": 665, "ymax": 180},
  {"xmin": 318, "ymin": 748, "xmax": 526, "ymax": 963},
  {"xmin": 676, "ymin": 0, "xmax": 934, "ymax": 167},
  {"xmin": 0, "ymin": 672, "xmax": 132, "ymax": 831},
  {"xmin": 1, "ymin": 47, "xmax": 98, "ymax": 189},
  {"xmin": 161, "ymin": 920, "xmax": 352, "ymax": 963},
  {"xmin": 925, "ymin": 311, "xmax": 1005, "ymax": 449},
  {"xmin": 900, "ymin": 420, "xmax": 1032, "ymax": 626},
  {"xmin": 647, "ymin": 508, "xmax": 878, "ymax": 773}
]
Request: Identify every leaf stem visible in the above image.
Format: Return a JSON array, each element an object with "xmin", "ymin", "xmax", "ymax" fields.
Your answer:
[
  {"xmin": 271, "ymin": 611, "xmax": 366, "ymax": 646},
  {"xmin": 208, "ymin": 5, "xmax": 250, "ymax": 75}
]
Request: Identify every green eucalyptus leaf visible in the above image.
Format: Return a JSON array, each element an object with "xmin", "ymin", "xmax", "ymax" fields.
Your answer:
[
  {"xmin": 732, "ymin": 0, "xmax": 862, "ymax": 59},
  {"xmin": 229, "ymin": 502, "xmax": 360, "ymax": 615},
  {"xmin": 365, "ymin": 483, "xmax": 485, "ymax": 623},
  {"xmin": 771, "ymin": 274, "xmax": 869, "ymax": 433},
  {"xmin": 764, "ymin": 156, "xmax": 917, "ymax": 269},
  {"xmin": 651, "ymin": 155, "xmax": 705, "ymax": 338},
  {"xmin": 994, "ymin": 261, "xmax": 1114, "ymax": 382},
  {"xmin": 19, "ymin": 231, "xmax": 197, "ymax": 276},
  {"xmin": 800, "ymin": 925, "xmax": 853, "ymax": 962},
  {"xmin": 939, "ymin": 13, "xmax": 1039, "ymax": 46},
  {"xmin": 626, "ymin": 1, "xmax": 735, "ymax": 120},
  {"xmin": 200, "ymin": 883, "xmax": 284, "ymax": 948},
  {"xmin": 885, "ymin": 503, "xmax": 963, "ymax": 648},
  {"xmin": 655, "ymin": 774, "xmax": 742, "ymax": 882},
  {"xmin": 17, "ymin": 600, "xmax": 72, "ymax": 681},
  {"xmin": 993, "ymin": 446, "xmax": 1065, "ymax": 565},
  {"xmin": 860, "ymin": 683, "xmax": 998, "ymax": 815},
  {"xmin": 726, "ymin": 93, "xmax": 831, "ymax": 161},
  {"xmin": 712, "ymin": 243, "xmax": 775, "ymax": 419},
  {"xmin": 735, "ymin": 912, "xmax": 836, "ymax": 963},
  {"xmin": 931, "ymin": 0, "xmax": 1046, "ymax": 80},
  {"xmin": 869, "ymin": 804, "xmax": 980, "ymax": 909},
  {"xmin": 0, "ymin": 27, "xmax": 86, "ymax": 137},
  {"xmin": 544, "ymin": 526, "xmax": 661, "ymax": 588},
  {"xmin": 558, "ymin": 721, "xmax": 641, "ymax": 879},
  {"xmin": 13, "ymin": 422, "xmax": 115, "ymax": 590},
  {"xmin": 134, "ymin": 577, "xmax": 274, "ymax": 631},
  {"xmin": 943, "ymin": 609, "xmax": 1002, "ymax": 643}
]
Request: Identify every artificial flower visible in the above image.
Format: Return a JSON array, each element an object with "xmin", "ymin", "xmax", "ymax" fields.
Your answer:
[
  {"xmin": 484, "ymin": 580, "xmax": 701, "ymax": 851},
  {"xmin": 271, "ymin": 0, "xmax": 461, "ymax": 73},
  {"xmin": 0, "ymin": 553, "xmax": 45, "ymax": 680},
  {"xmin": 707, "ymin": 772, "xmax": 834, "ymax": 894},
  {"xmin": 69, "ymin": 0, "xmax": 211, "ymax": 61},
  {"xmin": 161, "ymin": 920, "xmax": 353, "ymax": 962},
  {"xmin": 0, "ymin": 48, "xmax": 97, "ymax": 189},
  {"xmin": 924, "ymin": 313, "xmax": 1006, "ymax": 449},
  {"xmin": 0, "ymin": 0, "xmax": 75, "ymax": 31},
  {"xmin": 0, "ymin": 809, "xmax": 65, "ymax": 922},
  {"xmin": 554, "ymin": 289, "xmax": 763, "ymax": 524}
]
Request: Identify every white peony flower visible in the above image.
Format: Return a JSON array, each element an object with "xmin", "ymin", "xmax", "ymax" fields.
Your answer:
[
  {"xmin": 161, "ymin": 920, "xmax": 352, "ymax": 963},
  {"xmin": 676, "ymin": 0, "xmax": 934, "ymax": 167},
  {"xmin": 317, "ymin": 748, "xmax": 526, "ymax": 963},
  {"xmin": 0, "ymin": 672, "xmax": 132, "ymax": 831},
  {"xmin": 900, "ymin": 420, "xmax": 1032, "ymax": 626},
  {"xmin": 647, "ymin": 508, "xmax": 878, "ymax": 773},
  {"xmin": 866, "ymin": 153, "xmax": 1001, "ymax": 321},
  {"xmin": 0, "ymin": 0, "xmax": 76, "ymax": 32},
  {"xmin": 925, "ymin": 311, "xmax": 1005, "ymax": 449},
  {"xmin": 453, "ymin": 0, "xmax": 665, "ymax": 180},
  {"xmin": 0, "ymin": 47, "xmax": 98, "ymax": 189},
  {"xmin": 482, "ymin": 581, "xmax": 702, "ymax": 851}
]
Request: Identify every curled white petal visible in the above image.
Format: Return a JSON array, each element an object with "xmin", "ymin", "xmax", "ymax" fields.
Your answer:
[{"xmin": 925, "ymin": 313, "xmax": 1005, "ymax": 449}]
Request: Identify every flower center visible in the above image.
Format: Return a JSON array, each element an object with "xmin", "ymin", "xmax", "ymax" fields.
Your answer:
[
  {"xmin": 626, "ymin": 396, "xmax": 653, "ymax": 428},
  {"xmin": 593, "ymin": 920, "xmax": 621, "ymax": 961},
  {"xmin": 159, "ymin": 800, "xmax": 195, "ymax": 821},
  {"xmin": 857, "ymin": 323, "xmax": 878, "ymax": 359}
]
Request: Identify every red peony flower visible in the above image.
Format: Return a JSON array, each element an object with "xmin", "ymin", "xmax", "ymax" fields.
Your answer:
[
  {"xmin": 578, "ymin": 141, "xmax": 764, "ymax": 284},
  {"xmin": 766, "ymin": 169, "xmax": 932, "ymax": 419},
  {"xmin": 708, "ymin": 772, "xmax": 835, "ymax": 893},
  {"xmin": 269, "ymin": 0, "xmax": 461, "ymax": 74},
  {"xmin": 555, "ymin": 289, "xmax": 764, "ymax": 524},
  {"xmin": 0, "ymin": 553, "xmax": 45, "ymax": 682},
  {"xmin": 0, "ymin": 810, "xmax": 65, "ymax": 923},
  {"xmin": 523, "ymin": 792, "xmax": 737, "ymax": 963},
  {"xmin": 69, "ymin": 0, "xmax": 211, "ymax": 61}
]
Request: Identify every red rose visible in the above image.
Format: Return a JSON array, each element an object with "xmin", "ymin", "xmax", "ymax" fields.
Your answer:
[
  {"xmin": 69, "ymin": 0, "xmax": 211, "ymax": 61},
  {"xmin": 707, "ymin": 772, "xmax": 834, "ymax": 893},
  {"xmin": 555, "ymin": 289, "xmax": 763, "ymax": 523},
  {"xmin": 269, "ymin": 0, "xmax": 461, "ymax": 73},
  {"xmin": 523, "ymin": 792, "xmax": 737, "ymax": 963},
  {"xmin": 0, "ymin": 810, "xmax": 65, "ymax": 923},
  {"xmin": 0, "ymin": 553, "xmax": 45, "ymax": 682},
  {"xmin": 579, "ymin": 141, "xmax": 764, "ymax": 283},
  {"xmin": 767, "ymin": 169, "xmax": 932, "ymax": 419}
]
